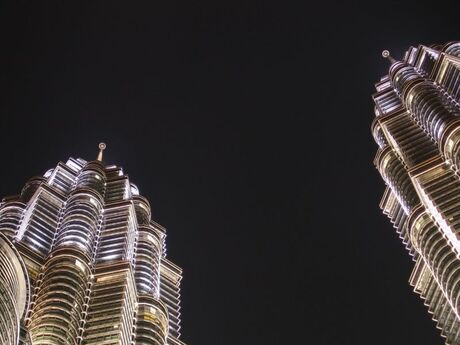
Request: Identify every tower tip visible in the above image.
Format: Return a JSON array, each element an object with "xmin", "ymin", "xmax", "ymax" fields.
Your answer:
[
  {"xmin": 97, "ymin": 142, "xmax": 106, "ymax": 162},
  {"xmin": 381, "ymin": 49, "xmax": 396, "ymax": 64}
]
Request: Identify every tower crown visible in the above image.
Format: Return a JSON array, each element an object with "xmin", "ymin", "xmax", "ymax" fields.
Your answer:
[
  {"xmin": 372, "ymin": 41, "xmax": 460, "ymax": 344},
  {"xmin": 0, "ymin": 150, "xmax": 186, "ymax": 345}
]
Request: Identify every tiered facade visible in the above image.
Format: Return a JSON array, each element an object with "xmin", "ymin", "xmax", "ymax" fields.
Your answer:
[
  {"xmin": 0, "ymin": 144, "xmax": 186, "ymax": 345},
  {"xmin": 373, "ymin": 42, "xmax": 460, "ymax": 344}
]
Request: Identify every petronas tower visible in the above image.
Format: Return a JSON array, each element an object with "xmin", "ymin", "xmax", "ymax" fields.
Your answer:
[
  {"xmin": 0, "ymin": 144, "xmax": 186, "ymax": 345},
  {"xmin": 373, "ymin": 42, "xmax": 460, "ymax": 344}
]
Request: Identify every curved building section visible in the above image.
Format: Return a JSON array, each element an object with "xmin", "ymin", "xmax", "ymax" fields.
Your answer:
[
  {"xmin": 390, "ymin": 63, "xmax": 457, "ymax": 143},
  {"xmin": 0, "ymin": 200, "xmax": 26, "ymax": 239},
  {"xmin": 408, "ymin": 208, "xmax": 460, "ymax": 326},
  {"xmin": 0, "ymin": 234, "xmax": 29, "ymax": 345},
  {"xmin": 377, "ymin": 109, "xmax": 439, "ymax": 168},
  {"xmin": 75, "ymin": 162, "xmax": 106, "ymax": 197},
  {"xmin": 54, "ymin": 191, "xmax": 103, "ymax": 258},
  {"xmin": 443, "ymin": 41, "xmax": 460, "ymax": 58},
  {"xmin": 410, "ymin": 257, "xmax": 460, "ymax": 342},
  {"xmin": 375, "ymin": 147, "xmax": 420, "ymax": 214},
  {"xmin": 28, "ymin": 250, "xmax": 91, "ymax": 345},
  {"xmin": 371, "ymin": 118, "xmax": 388, "ymax": 148},
  {"xmin": 136, "ymin": 296, "xmax": 169, "ymax": 345},
  {"xmin": 135, "ymin": 224, "xmax": 162, "ymax": 297},
  {"xmin": 405, "ymin": 81, "xmax": 457, "ymax": 142},
  {"xmin": 373, "ymin": 43, "xmax": 460, "ymax": 343},
  {"xmin": 82, "ymin": 262, "xmax": 137, "ymax": 345},
  {"xmin": 20, "ymin": 177, "xmax": 46, "ymax": 203},
  {"xmin": 379, "ymin": 188, "xmax": 417, "ymax": 258},
  {"xmin": 95, "ymin": 201, "xmax": 136, "ymax": 265},
  {"xmin": 16, "ymin": 186, "xmax": 63, "ymax": 257},
  {"xmin": 160, "ymin": 259, "xmax": 184, "ymax": 340}
]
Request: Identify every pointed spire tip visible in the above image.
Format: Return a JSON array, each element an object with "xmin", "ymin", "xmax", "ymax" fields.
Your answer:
[
  {"xmin": 381, "ymin": 50, "xmax": 396, "ymax": 64},
  {"xmin": 97, "ymin": 142, "xmax": 106, "ymax": 162}
]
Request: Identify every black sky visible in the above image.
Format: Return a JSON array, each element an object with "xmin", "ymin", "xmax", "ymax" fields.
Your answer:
[{"xmin": 1, "ymin": 1, "xmax": 459, "ymax": 344}]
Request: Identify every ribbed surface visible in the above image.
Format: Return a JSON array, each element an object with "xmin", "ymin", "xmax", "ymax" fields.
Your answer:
[
  {"xmin": 371, "ymin": 119, "xmax": 388, "ymax": 148},
  {"xmin": 0, "ymin": 201, "xmax": 26, "ymax": 239},
  {"xmin": 376, "ymin": 148, "xmax": 420, "ymax": 214},
  {"xmin": 409, "ymin": 211, "xmax": 460, "ymax": 342},
  {"xmin": 159, "ymin": 260, "xmax": 183, "ymax": 339},
  {"xmin": 135, "ymin": 225, "xmax": 162, "ymax": 297},
  {"xmin": 444, "ymin": 42, "xmax": 460, "ymax": 58},
  {"xmin": 373, "ymin": 88, "xmax": 402, "ymax": 116},
  {"xmin": 405, "ymin": 81, "xmax": 457, "ymax": 142},
  {"xmin": 95, "ymin": 203, "xmax": 136, "ymax": 265},
  {"xmin": 54, "ymin": 192, "xmax": 102, "ymax": 257},
  {"xmin": 373, "ymin": 42, "xmax": 460, "ymax": 344},
  {"xmin": 411, "ymin": 259, "xmax": 460, "ymax": 344},
  {"xmin": 82, "ymin": 264, "xmax": 137, "ymax": 345},
  {"xmin": 0, "ymin": 156, "xmax": 187, "ymax": 345},
  {"xmin": 135, "ymin": 296, "xmax": 168, "ymax": 345},
  {"xmin": 380, "ymin": 189, "xmax": 417, "ymax": 258},
  {"xmin": 0, "ymin": 235, "xmax": 28, "ymax": 345},
  {"xmin": 380, "ymin": 111, "xmax": 438, "ymax": 168},
  {"xmin": 16, "ymin": 188, "xmax": 63, "ymax": 257},
  {"xmin": 29, "ymin": 252, "xmax": 90, "ymax": 345}
]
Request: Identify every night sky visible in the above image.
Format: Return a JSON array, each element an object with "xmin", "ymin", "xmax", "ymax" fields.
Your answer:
[{"xmin": 1, "ymin": 1, "xmax": 459, "ymax": 344}]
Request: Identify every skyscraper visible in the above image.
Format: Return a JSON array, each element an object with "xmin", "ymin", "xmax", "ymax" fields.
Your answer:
[
  {"xmin": 0, "ymin": 144, "xmax": 186, "ymax": 345},
  {"xmin": 372, "ymin": 42, "xmax": 460, "ymax": 344}
]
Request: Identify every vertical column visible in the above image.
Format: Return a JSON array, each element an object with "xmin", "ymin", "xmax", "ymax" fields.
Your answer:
[
  {"xmin": 0, "ymin": 199, "xmax": 26, "ymax": 239},
  {"xmin": 374, "ymin": 147, "xmax": 420, "ymax": 215},
  {"xmin": 133, "ymin": 196, "xmax": 168, "ymax": 345},
  {"xmin": 134, "ymin": 196, "xmax": 162, "ymax": 298},
  {"xmin": 15, "ymin": 187, "xmax": 63, "ymax": 258},
  {"xmin": 28, "ymin": 166, "xmax": 105, "ymax": 345},
  {"xmin": 136, "ymin": 296, "xmax": 169, "ymax": 345},
  {"xmin": 408, "ymin": 208, "xmax": 460, "ymax": 323},
  {"xmin": 82, "ymin": 263, "xmax": 137, "ymax": 345},
  {"xmin": 135, "ymin": 225, "xmax": 162, "ymax": 298},
  {"xmin": 0, "ymin": 234, "xmax": 29, "ymax": 345},
  {"xmin": 27, "ymin": 250, "xmax": 91, "ymax": 345},
  {"xmin": 159, "ymin": 260, "xmax": 183, "ymax": 341},
  {"xmin": 81, "ymin": 168, "xmax": 137, "ymax": 345}
]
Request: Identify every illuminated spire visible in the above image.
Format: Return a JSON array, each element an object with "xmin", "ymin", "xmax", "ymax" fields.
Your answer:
[
  {"xmin": 97, "ymin": 142, "xmax": 106, "ymax": 162},
  {"xmin": 382, "ymin": 50, "xmax": 396, "ymax": 64}
]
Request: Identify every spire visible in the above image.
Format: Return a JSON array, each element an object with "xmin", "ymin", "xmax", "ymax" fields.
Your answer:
[
  {"xmin": 97, "ymin": 142, "xmax": 106, "ymax": 162},
  {"xmin": 382, "ymin": 50, "xmax": 397, "ymax": 64}
]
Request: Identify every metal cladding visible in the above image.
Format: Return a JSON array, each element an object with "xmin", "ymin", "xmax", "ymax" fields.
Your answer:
[
  {"xmin": 373, "ymin": 42, "xmax": 460, "ymax": 344},
  {"xmin": 0, "ymin": 150, "xmax": 186, "ymax": 345},
  {"xmin": 0, "ymin": 234, "xmax": 29, "ymax": 345}
]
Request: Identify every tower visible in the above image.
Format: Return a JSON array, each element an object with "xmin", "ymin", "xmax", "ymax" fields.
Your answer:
[
  {"xmin": 0, "ymin": 144, "xmax": 186, "ymax": 345},
  {"xmin": 372, "ymin": 42, "xmax": 460, "ymax": 344}
]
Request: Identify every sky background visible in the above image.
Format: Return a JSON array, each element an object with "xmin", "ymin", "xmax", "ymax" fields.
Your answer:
[{"xmin": 0, "ymin": 1, "xmax": 459, "ymax": 344}]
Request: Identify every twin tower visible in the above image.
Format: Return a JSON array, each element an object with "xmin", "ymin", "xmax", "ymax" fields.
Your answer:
[
  {"xmin": 0, "ymin": 144, "xmax": 185, "ymax": 345},
  {"xmin": 373, "ymin": 42, "xmax": 460, "ymax": 344}
]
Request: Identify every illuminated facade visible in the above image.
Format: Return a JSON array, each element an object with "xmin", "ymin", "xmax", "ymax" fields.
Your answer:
[
  {"xmin": 0, "ymin": 144, "xmax": 186, "ymax": 345},
  {"xmin": 372, "ymin": 42, "xmax": 460, "ymax": 344}
]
